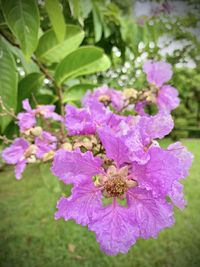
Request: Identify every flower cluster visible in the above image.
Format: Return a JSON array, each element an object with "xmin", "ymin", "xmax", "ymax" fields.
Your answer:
[{"xmin": 1, "ymin": 60, "xmax": 193, "ymax": 255}]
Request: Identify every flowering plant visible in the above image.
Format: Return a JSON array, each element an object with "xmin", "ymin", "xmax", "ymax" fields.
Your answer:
[{"xmin": 1, "ymin": 61, "xmax": 193, "ymax": 256}]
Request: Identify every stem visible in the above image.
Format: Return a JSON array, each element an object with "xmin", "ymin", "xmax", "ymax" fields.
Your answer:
[
  {"xmin": 56, "ymin": 85, "xmax": 65, "ymax": 136},
  {"xmin": 29, "ymin": 57, "xmax": 65, "ymax": 136}
]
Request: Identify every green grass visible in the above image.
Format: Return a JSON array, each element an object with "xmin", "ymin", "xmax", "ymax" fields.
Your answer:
[{"xmin": 0, "ymin": 139, "xmax": 200, "ymax": 267}]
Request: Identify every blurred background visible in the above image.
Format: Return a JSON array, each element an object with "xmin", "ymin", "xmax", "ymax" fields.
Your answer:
[{"xmin": 0, "ymin": 0, "xmax": 200, "ymax": 267}]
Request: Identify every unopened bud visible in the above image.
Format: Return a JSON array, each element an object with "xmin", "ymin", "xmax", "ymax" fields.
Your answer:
[
  {"xmin": 31, "ymin": 126, "xmax": 42, "ymax": 137},
  {"xmin": 126, "ymin": 179, "xmax": 138, "ymax": 188},
  {"xmin": 82, "ymin": 139, "xmax": 93, "ymax": 150},
  {"xmin": 62, "ymin": 142, "xmax": 72, "ymax": 151},
  {"xmin": 27, "ymin": 155, "xmax": 37, "ymax": 163},
  {"xmin": 98, "ymin": 94, "xmax": 111, "ymax": 103},
  {"xmin": 23, "ymin": 129, "xmax": 32, "ymax": 136},
  {"xmin": 123, "ymin": 88, "xmax": 138, "ymax": 99},
  {"xmin": 43, "ymin": 150, "xmax": 55, "ymax": 162},
  {"xmin": 24, "ymin": 145, "xmax": 37, "ymax": 157}
]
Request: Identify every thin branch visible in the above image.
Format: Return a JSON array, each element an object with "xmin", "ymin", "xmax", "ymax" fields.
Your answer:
[
  {"xmin": 0, "ymin": 97, "xmax": 17, "ymax": 119},
  {"xmin": 0, "ymin": 135, "xmax": 13, "ymax": 144}
]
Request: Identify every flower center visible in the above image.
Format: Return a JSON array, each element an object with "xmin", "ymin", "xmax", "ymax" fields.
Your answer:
[
  {"xmin": 98, "ymin": 94, "xmax": 111, "ymax": 106},
  {"xmin": 103, "ymin": 175, "xmax": 128, "ymax": 197}
]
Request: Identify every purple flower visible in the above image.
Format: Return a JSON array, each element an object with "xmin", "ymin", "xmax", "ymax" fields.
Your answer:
[
  {"xmin": 52, "ymin": 126, "xmax": 192, "ymax": 255},
  {"xmin": 83, "ymin": 86, "xmax": 124, "ymax": 111},
  {"xmin": 110, "ymin": 113, "xmax": 174, "ymax": 164},
  {"xmin": 17, "ymin": 99, "xmax": 62, "ymax": 132},
  {"xmin": 35, "ymin": 131, "xmax": 57, "ymax": 159},
  {"xmin": 143, "ymin": 60, "xmax": 173, "ymax": 87},
  {"xmin": 1, "ymin": 138, "xmax": 29, "ymax": 179},
  {"xmin": 65, "ymin": 100, "xmax": 125, "ymax": 136},
  {"xmin": 135, "ymin": 61, "xmax": 180, "ymax": 115},
  {"xmin": 65, "ymin": 105, "xmax": 96, "ymax": 135},
  {"xmin": 36, "ymin": 105, "xmax": 63, "ymax": 121}
]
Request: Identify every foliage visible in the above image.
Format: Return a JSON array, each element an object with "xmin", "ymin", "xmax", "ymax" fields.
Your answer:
[{"xmin": 0, "ymin": 0, "xmax": 112, "ymax": 135}]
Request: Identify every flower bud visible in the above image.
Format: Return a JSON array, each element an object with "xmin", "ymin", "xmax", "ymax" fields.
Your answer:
[
  {"xmin": 42, "ymin": 150, "xmax": 55, "ymax": 162},
  {"xmin": 123, "ymin": 88, "xmax": 138, "ymax": 99},
  {"xmin": 62, "ymin": 142, "xmax": 73, "ymax": 151},
  {"xmin": 27, "ymin": 155, "xmax": 37, "ymax": 163},
  {"xmin": 24, "ymin": 145, "xmax": 37, "ymax": 157},
  {"xmin": 31, "ymin": 126, "xmax": 42, "ymax": 137}
]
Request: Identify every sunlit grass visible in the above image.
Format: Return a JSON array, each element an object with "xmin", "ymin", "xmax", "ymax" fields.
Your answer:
[{"xmin": 0, "ymin": 139, "xmax": 200, "ymax": 267}]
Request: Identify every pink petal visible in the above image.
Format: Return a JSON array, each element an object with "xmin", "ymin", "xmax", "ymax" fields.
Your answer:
[
  {"xmin": 127, "ymin": 187, "xmax": 174, "ymax": 238},
  {"xmin": 140, "ymin": 113, "xmax": 174, "ymax": 144},
  {"xmin": 55, "ymin": 179, "xmax": 102, "ymax": 225},
  {"xmin": 51, "ymin": 149, "xmax": 103, "ymax": 184},
  {"xmin": 143, "ymin": 60, "xmax": 173, "ymax": 87},
  {"xmin": 167, "ymin": 142, "xmax": 193, "ymax": 179},
  {"xmin": 168, "ymin": 181, "xmax": 186, "ymax": 210},
  {"xmin": 89, "ymin": 201, "xmax": 139, "ymax": 255},
  {"xmin": 98, "ymin": 127, "xmax": 130, "ymax": 167},
  {"xmin": 2, "ymin": 138, "xmax": 29, "ymax": 164},
  {"xmin": 132, "ymin": 147, "xmax": 182, "ymax": 197},
  {"xmin": 22, "ymin": 99, "xmax": 32, "ymax": 112},
  {"xmin": 15, "ymin": 159, "xmax": 27, "ymax": 180},
  {"xmin": 17, "ymin": 112, "xmax": 36, "ymax": 132},
  {"xmin": 157, "ymin": 85, "xmax": 180, "ymax": 112}
]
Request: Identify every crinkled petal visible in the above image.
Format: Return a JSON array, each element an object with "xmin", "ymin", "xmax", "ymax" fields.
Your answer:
[
  {"xmin": 15, "ymin": 159, "xmax": 27, "ymax": 180},
  {"xmin": 127, "ymin": 187, "xmax": 174, "ymax": 238},
  {"xmin": 55, "ymin": 179, "xmax": 102, "ymax": 225},
  {"xmin": 122, "ymin": 123, "xmax": 150, "ymax": 165},
  {"xmin": 134, "ymin": 101, "xmax": 147, "ymax": 116},
  {"xmin": 65, "ymin": 105, "xmax": 96, "ymax": 135},
  {"xmin": 89, "ymin": 202, "xmax": 139, "ymax": 255},
  {"xmin": 43, "ymin": 111, "xmax": 63, "ymax": 121},
  {"xmin": 98, "ymin": 127, "xmax": 130, "ymax": 166},
  {"xmin": 157, "ymin": 85, "xmax": 180, "ymax": 112},
  {"xmin": 51, "ymin": 149, "xmax": 103, "ymax": 184},
  {"xmin": 36, "ymin": 105, "xmax": 63, "ymax": 121},
  {"xmin": 167, "ymin": 142, "xmax": 193, "ymax": 179},
  {"xmin": 37, "ymin": 105, "xmax": 55, "ymax": 113},
  {"xmin": 17, "ymin": 112, "xmax": 36, "ymax": 131},
  {"xmin": 168, "ymin": 181, "xmax": 186, "ymax": 210},
  {"xmin": 83, "ymin": 86, "xmax": 124, "ymax": 111},
  {"xmin": 2, "ymin": 138, "xmax": 29, "ymax": 164},
  {"xmin": 140, "ymin": 113, "xmax": 174, "ymax": 144},
  {"xmin": 87, "ymin": 99, "xmax": 111, "ymax": 126},
  {"xmin": 22, "ymin": 99, "xmax": 32, "ymax": 112},
  {"xmin": 35, "ymin": 131, "xmax": 57, "ymax": 158},
  {"xmin": 143, "ymin": 60, "xmax": 172, "ymax": 87},
  {"xmin": 132, "ymin": 147, "xmax": 182, "ymax": 197}
]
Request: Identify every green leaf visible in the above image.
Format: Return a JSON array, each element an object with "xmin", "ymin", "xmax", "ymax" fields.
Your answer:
[
  {"xmin": 35, "ymin": 24, "xmax": 84, "ymax": 65},
  {"xmin": 92, "ymin": 2, "xmax": 103, "ymax": 42},
  {"xmin": 40, "ymin": 163, "xmax": 61, "ymax": 193},
  {"xmin": 17, "ymin": 73, "xmax": 44, "ymax": 111},
  {"xmin": 68, "ymin": 0, "xmax": 92, "ymax": 25},
  {"xmin": 0, "ymin": 39, "xmax": 18, "ymax": 133},
  {"xmin": 68, "ymin": 0, "xmax": 79, "ymax": 18},
  {"xmin": 63, "ymin": 83, "xmax": 96, "ymax": 103},
  {"xmin": 1, "ymin": 36, "xmax": 39, "ymax": 74},
  {"xmin": 1, "ymin": 0, "xmax": 39, "ymax": 58},
  {"xmin": 45, "ymin": 0, "xmax": 65, "ymax": 42},
  {"xmin": 55, "ymin": 46, "xmax": 111, "ymax": 85}
]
